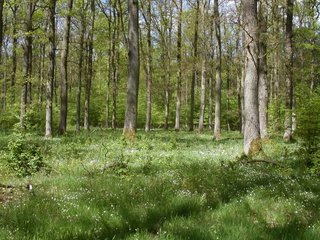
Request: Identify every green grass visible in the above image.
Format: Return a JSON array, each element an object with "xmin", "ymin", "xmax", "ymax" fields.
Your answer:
[{"xmin": 1, "ymin": 129, "xmax": 320, "ymax": 239}]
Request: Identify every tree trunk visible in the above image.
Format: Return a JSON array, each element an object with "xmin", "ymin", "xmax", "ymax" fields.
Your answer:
[
  {"xmin": 258, "ymin": 1, "xmax": 268, "ymax": 139},
  {"xmin": 20, "ymin": 0, "xmax": 34, "ymax": 128},
  {"xmin": 84, "ymin": 0, "xmax": 95, "ymax": 130},
  {"xmin": 283, "ymin": 0, "xmax": 294, "ymax": 142},
  {"xmin": 123, "ymin": 0, "xmax": 139, "ymax": 138},
  {"xmin": 189, "ymin": 0, "xmax": 199, "ymax": 131},
  {"xmin": 45, "ymin": 0, "xmax": 56, "ymax": 138},
  {"xmin": 243, "ymin": 0, "xmax": 261, "ymax": 156},
  {"xmin": 145, "ymin": 0, "xmax": 152, "ymax": 132},
  {"xmin": 174, "ymin": 0, "xmax": 182, "ymax": 131},
  {"xmin": 59, "ymin": 0, "xmax": 73, "ymax": 134},
  {"xmin": 213, "ymin": 0, "xmax": 222, "ymax": 139},
  {"xmin": 198, "ymin": 0, "xmax": 207, "ymax": 133}
]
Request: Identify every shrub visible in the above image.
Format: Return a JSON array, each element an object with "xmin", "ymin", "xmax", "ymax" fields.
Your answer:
[{"xmin": 6, "ymin": 133, "xmax": 46, "ymax": 177}]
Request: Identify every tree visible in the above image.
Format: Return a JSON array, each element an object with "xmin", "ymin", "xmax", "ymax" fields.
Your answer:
[
  {"xmin": 243, "ymin": 0, "xmax": 261, "ymax": 156},
  {"xmin": 123, "ymin": 0, "xmax": 139, "ymax": 138},
  {"xmin": 283, "ymin": 0, "xmax": 294, "ymax": 142},
  {"xmin": 59, "ymin": 0, "xmax": 73, "ymax": 134},
  {"xmin": 213, "ymin": 0, "xmax": 222, "ymax": 139},
  {"xmin": 84, "ymin": 0, "xmax": 96, "ymax": 130},
  {"xmin": 258, "ymin": 0, "xmax": 268, "ymax": 139},
  {"xmin": 45, "ymin": 0, "xmax": 56, "ymax": 138},
  {"xmin": 174, "ymin": 0, "xmax": 182, "ymax": 131},
  {"xmin": 198, "ymin": 0, "xmax": 207, "ymax": 133}
]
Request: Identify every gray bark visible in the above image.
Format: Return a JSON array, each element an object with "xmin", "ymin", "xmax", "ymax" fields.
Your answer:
[
  {"xmin": 145, "ymin": 1, "xmax": 152, "ymax": 132},
  {"xmin": 243, "ymin": 0, "xmax": 261, "ymax": 156},
  {"xmin": 45, "ymin": 0, "xmax": 56, "ymax": 138},
  {"xmin": 123, "ymin": 0, "xmax": 139, "ymax": 138},
  {"xmin": 59, "ymin": 0, "xmax": 73, "ymax": 134}
]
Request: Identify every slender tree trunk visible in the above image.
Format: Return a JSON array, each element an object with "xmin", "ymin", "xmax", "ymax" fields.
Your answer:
[
  {"xmin": 258, "ymin": 1, "xmax": 268, "ymax": 139},
  {"xmin": 213, "ymin": 0, "xmax": 222, "ymax": 139},
  {"xmin": 45, "ymin": 0, "xmax": 56, "ymax": 138},
  {"xmin": 283, "ymin": 0, "xmax": 294, "ymax": 142},
  {"xmin": 20, "ymin": 0, "xmax": 34, "ymax": 127},
  {"xmin": 0, "ymin": 0, "xmax": 4, "ymax": 111},
  {"xmin": 59, "ymin": 0, "xmax": 73, "ymax": 134},
  {"xmin": 174, "ymin": 0, "xmax": 182, "ymax": 131},
  {"xmin": 145, "ymin": 1, "xmax": 152, "ymax": 132},
  {"xmin": 189, "ymin": 0, "xmax": 199, "ymax": 131},
  {"xmin": 198, "ymin": 0, "xmax": 207, "ymax": 133},
  {"xmin": 243, "ymin": 0, "xmax": 261, "ymax": 156},
  {"xmin": 111, "ymin": 4, "xmax": 118, "ymax": 130},
  {"xmin": 123, "ymin": 0, "xmax": 139, "ymax": 138},
  {"xmin": 84, "ymin": 0, "xmax": 95, "ymax": 130},
  {"xmin": 77, "ymin": 11, "xmax": 86, "ymax": 132}
]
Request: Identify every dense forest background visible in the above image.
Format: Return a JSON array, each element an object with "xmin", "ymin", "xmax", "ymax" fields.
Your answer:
[{"xmin": 0, "ymin": 0, "xmax": 318, "ymax": 141}]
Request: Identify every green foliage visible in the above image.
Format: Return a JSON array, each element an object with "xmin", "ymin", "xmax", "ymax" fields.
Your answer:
[
  {"xmin": 6, "ymin": 133, "xmax": 46, "ymax": 177},
  {"xmin": 296, "ymin": 86, "xmax": 320, "ymax": 172}
]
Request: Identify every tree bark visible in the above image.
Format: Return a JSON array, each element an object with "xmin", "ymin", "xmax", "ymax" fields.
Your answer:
[
  {"xmin": 45, "ymin": 0, "xmax": 56, "ymax": 138},
  {"xmin": 243, "ymin": 0, "xmax": 261, "ymax": 156},
  {"xmin": 213, "ymin": 0, "xmax": 222, "ymax": 139},
  {"xmin": 59, "ymin": 0, "xmax": 73, "ymax": 134},
  {"xmin": 198, "ymin": 0, "xmax": 207, "ymax": 133},
  {"xmin": 174, "ymin": 0, "xmax": 182, "ymax": 131},
  {"xmin": 283, "ymin": 0, "xmax": 294, "ymax": 142},
  {"xmin": 258, "ymin": 1, "xmax": 268, "ymax": 139},
  {"xmin": 123, "ymin": 0, "xmax": 139, "ymax": 138},
  {"xmin": 189, "ymin": 0, "xmax": 199, "ymax": 131},
  {"xmin": 145, "ymin": 0, "xmax": 152, "ymax": 132},
  {"xmin": 84, "ymin": 0, "xmax": 95, "ymax": 130}
]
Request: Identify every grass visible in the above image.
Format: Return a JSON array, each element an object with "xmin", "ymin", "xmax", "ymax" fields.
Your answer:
[{"xmin": 0, "ymin": 129, "xmax": 320, "ymax": 239}]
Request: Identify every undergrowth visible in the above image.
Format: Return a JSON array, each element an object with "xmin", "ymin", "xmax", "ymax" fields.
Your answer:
[{"xmin": 0, "ymin": 130, "xmax": 320, "ymax": 239}]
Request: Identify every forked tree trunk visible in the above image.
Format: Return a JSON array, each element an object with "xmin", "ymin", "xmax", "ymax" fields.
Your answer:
[
  {"xmin": 123, "ymin": 0, "xmax": 139, "ymax": 138},
  {"xmin": 59, "ymin": 0, "xmax": 73, "ymax": 134},
  {"xmin": 45, "ymin": 0, "xmax": 56, "ymax": 138},
  {"xmin": 283, "ymin": 0, "xmax": 294, "ymax": 142},
  {"xmin": 243, "ymin": 0, "xmax": 261, "ymax": 156}
]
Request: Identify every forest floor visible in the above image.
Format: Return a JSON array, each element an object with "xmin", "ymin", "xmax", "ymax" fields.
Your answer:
[{"xmin": 0, "ymin": 129, "xmax": 320, "ymax": 239}]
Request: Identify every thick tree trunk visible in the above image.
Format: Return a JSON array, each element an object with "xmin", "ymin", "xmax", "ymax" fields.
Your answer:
[
  {"xmin": 123, "ymin": 0, "xmax": 139, "ymax": 138},
  {"xmin": 258, "ymin": 1, "xmax": 268, "ymax": 139},
  {"xmin": 213, "ymin": 0, "xmax": 222, "ymax": 139},
  {"xmin": 45, "ymin": 0, "xmax": 56, "ymax": 138},
  {"xmin": 283, "ymin": 0, "xmax": 294, "ymax": 142},
  {"xmin": 84, "ymin": 0, "xmax": 95, "ymax": 130},
  {"xmin": 189, "ymin": 0, "xmax": 199, "ymax": 131},
  {"xmin": 59, "ymin": 0, "xmax": 73, "ymax": 134},
  {"xmin": 243, "ymin": 0, "xmax": 261, "ymax": 156}
]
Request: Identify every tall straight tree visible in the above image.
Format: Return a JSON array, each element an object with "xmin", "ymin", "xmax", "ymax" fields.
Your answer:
[
  {"xmin": 144, "ymin": 0, "xmax": 152, "ymax": 132},
  {"xmin": 258, "ymin": 0, "xmax": 268, "ymax": 139},
  {"xmin": 189, "ymin": 0, "xmax": 199, "ymax": 131},
  {"xmin": 45, "ymin": 0, "xmax": 56, "ymax": 138},
  {"xmin": 123, "ymin": 0, "xmax": 139, "ymax": 138},
  {"xmin": 84, "ymin": 0, "xmax": 95, "ymax": 130},
  {"xmin": 174, "ymin": 0, "xmax": 182, "ymax": 131},
  {"xmin": 213, "ymin": 0, "xmax": 222, "ymax": 139},
  {"xmin": 0, "ymin": 0, "xmax": 4, "ymax": 108},
  {"xmin": 283, "ymin": 0, "xmax": 294, "ymax": 142},
  {"xmin": 20, "ymin": 0, "xmax": 36, "ymax": 127},
  {"xmin": 59, "ymin": 0, "xmax": 73, "ymax": 134},
  {"xmin": 198, "ymin": 0, "xmax": 207, "ymax": 133},
  {"xmin": 243, "ymin": 0, "xmax": 261, "ymax": 155}
]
